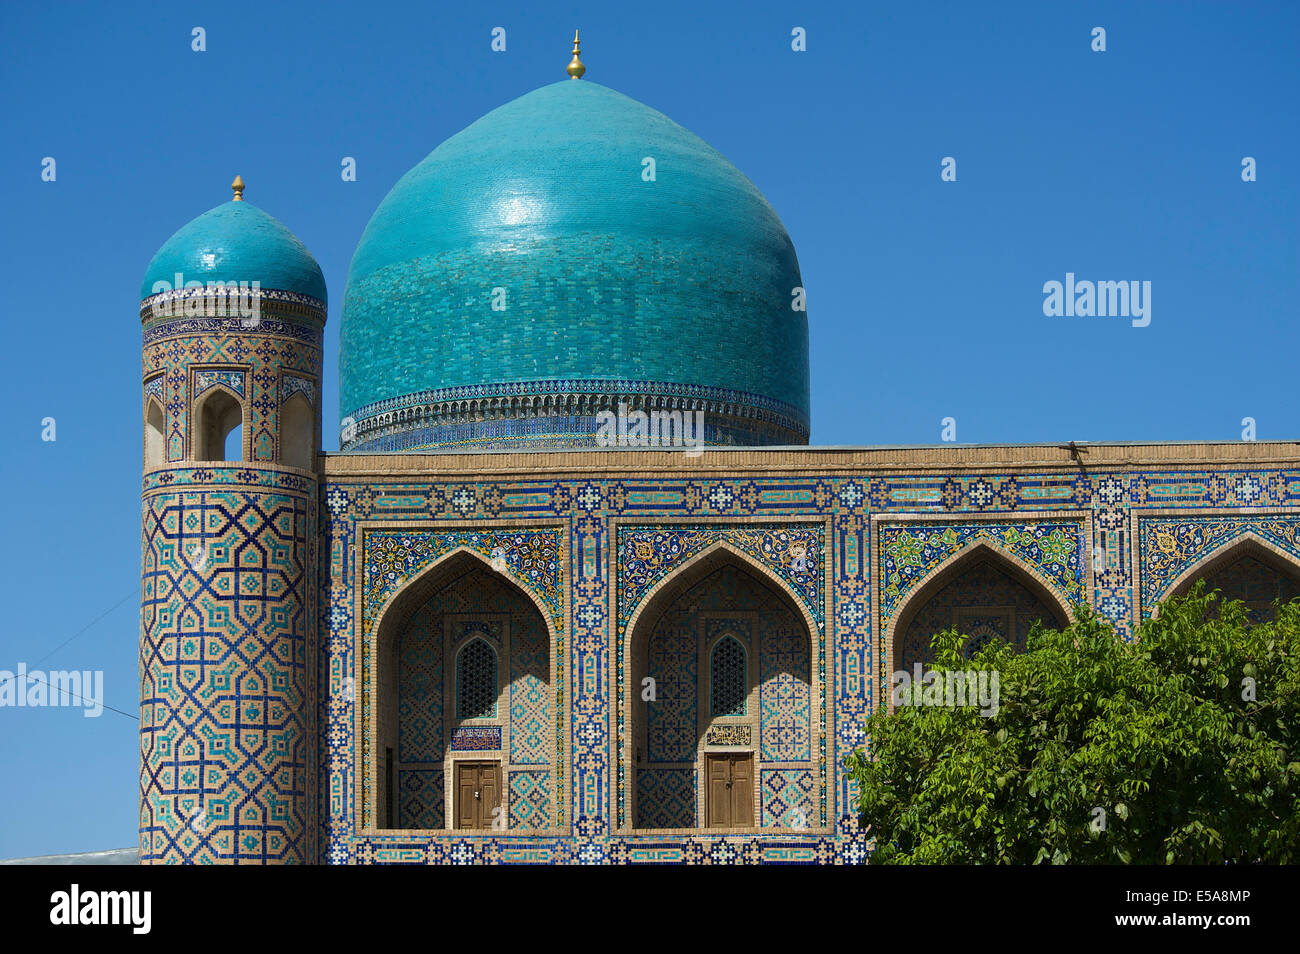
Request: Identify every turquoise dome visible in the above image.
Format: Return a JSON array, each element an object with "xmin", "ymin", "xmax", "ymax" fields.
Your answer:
[
  {"xmin": 340, "ymin": 79, "xmax": 809, "ymax": 450},
  {"xmin": 141, "ymin": 199, "xmax": 326, "ymax": 302}
]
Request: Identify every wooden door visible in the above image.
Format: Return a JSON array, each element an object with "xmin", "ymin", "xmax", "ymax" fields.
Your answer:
[
  {"xmin": 454, "ymin": 761, "xmax": 501, "ymax": 829},
  {"xmin": 705, "ymin": 753, "xmax": 754, "ymax": 827},
  {"xmin": 729, "ymin": 753, "xmax": 753, "ymax": 826}
]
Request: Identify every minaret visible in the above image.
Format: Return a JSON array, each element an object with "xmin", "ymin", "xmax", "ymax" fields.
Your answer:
[{"xmin": 139, "ymin": 178, "xmax": 325, "ymax": 863}]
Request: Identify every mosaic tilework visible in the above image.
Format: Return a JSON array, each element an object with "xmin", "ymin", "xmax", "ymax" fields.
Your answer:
[
  {"xmin": 397, "ymin": 603, "xmax": 443, "ymax": 763},
  {"xmin": 897, "ymin": 559, "xmax": 1070, "ymax": 670},
  {"xmin": 646, "ymin": 621, "xmax": 698, "ymax": 763},
  {"xmin": 760, "ymin": 618, "xmax": 811, "ymax": 762},
  {"xmin": 1137, "ymin": 513, "xmax": 1300, "ymax": 616},
  {"xmin": 194, "ymin": 369, "xmax": 246, "ymax": 398},
  {"xmin": 637, "ymin": 769, "xmax": 696, "ymax": 829},
  {"xmin": 880, "ymin": 520, "xmax": 1086, "ymax": 622},
  {"xmin": 361, "ymin": 529, "xmax": 562, "ymax": 632},
  {"xmin": 761, "ymin": 769, "xmax": 816, "ymax": 828},
  {"xmin": 398, "ymin": 769, "xmax": 443, "ymax": 829},
  {"xmin": 510, "ymin": 614, "xmax": 550, "ymax": 765},
  {"xmin": 145, "ymin": 465, "xmax": 313, "ymax": 494},
  {"xmin": 140, "ymin": 482, "xmax": 313, "ymax": 863},
  {"xmin": 1199, "ymin": 555, "xmax": 1300, "ymax": 621},
  {"xmin": 281, "ymin": 375, "xmax": 314, "ymax": 405},
  {"xmin": 619, "ymin": 525, "xmax": 823, "ymax": 629},
  {"xmin": 510, "ymin": 771, "xmax": 552, "ymax": 828}
]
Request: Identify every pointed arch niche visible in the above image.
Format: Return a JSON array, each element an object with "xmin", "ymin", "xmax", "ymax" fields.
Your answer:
[
  {"xmin": 367, "ymin": 548, "xmax": 557, "ymax": 833},
  {"xmin": 622, "ymin": 542, "xmax": 822, "ymax": 833},
  {"xmin": 1158, "ymin": 532, "xmax": 1300, "ymax": 622},
  {"xmin": 193, "ymin": 386, "xmax": 243, "ymax": 462},
  {"xmin": 886, "ymin": 539, "xmax": 1073, "ymax": 681},
  {"xmin": 280, "ymin": 391, "xmax": 314, "ymax": 471},
  {"xmin": 144, "ymin": 398, "xmax": 165, "ymax": 468}
]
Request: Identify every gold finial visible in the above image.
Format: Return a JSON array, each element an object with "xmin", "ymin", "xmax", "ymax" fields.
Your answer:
[
  {"xmin": 231, "ymin": 175, "xmax": 245, "ymax": 201},
  {"xmin": 566, "ymin": 29, "xmax": 585, "ymax": 79}
]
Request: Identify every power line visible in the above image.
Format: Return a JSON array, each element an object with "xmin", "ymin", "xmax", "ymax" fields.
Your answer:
[
  {"xmin": 0, "ymin": 590, "xmax": 140, "ymax": 721},
  {"xmin": 29, "ymin": 591, "xmax": 135, "ymax": 670}
]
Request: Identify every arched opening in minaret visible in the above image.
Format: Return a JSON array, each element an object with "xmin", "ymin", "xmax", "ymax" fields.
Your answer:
[
  {"xmin": 194, "ymin": 388, "xmax": 243, "ymax": 461},
  {"xmin": 372, "ymin": 550, "xmax": 554, "ymax": 831},
  {"xmin": 145, "ymin": 398, "xmax": 165, "ymax": 468},
  {"xmin": 280, "ymin": 392, "xmax": 313, "ymax": 470},
  {"xmin": 627, "ymin": 550, "xmax": 816, "ymax": 831},
  {"xmin": 1166, "ymin": 537, "xmax": 1300, "ymax": 623},
  {"xmin": 890, "ymin": 544, "xmax": 1071, "ymax": 677}
]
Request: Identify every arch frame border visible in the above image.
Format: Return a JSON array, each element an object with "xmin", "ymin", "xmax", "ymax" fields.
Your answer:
[
  {"xmin": 1133, "ymin": 506, "xmax": 1300, "ymax": 619},
  {"xmin": 871, "ymin": 510, "xmax": 1093, "ymax": 714},
  {"xmin": 188, "ymin": 365, "xmax": 248, "ymax": 462},
  {"xmin": 609, "ymin": 514, "xmax": 833, "ymax": 836},
  {"xmin": 351, "ymin": 518, "xmax": 570, "ymax": 839}
]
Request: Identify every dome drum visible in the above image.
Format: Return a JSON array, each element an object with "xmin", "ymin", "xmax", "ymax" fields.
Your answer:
[{"xmin": 341, "ymin": 379, "xmax": 809, "ymax": 452}]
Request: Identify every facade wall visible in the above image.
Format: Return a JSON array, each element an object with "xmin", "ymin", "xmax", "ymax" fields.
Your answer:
[{"xmin": 317, "ymin": 444, "xmax": 1300, "ymax": 864}]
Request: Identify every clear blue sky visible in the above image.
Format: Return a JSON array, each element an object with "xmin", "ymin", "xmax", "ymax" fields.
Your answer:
[{"xmin": 0, "ymin": 0, "xmax": 1295, "ymax": 857}]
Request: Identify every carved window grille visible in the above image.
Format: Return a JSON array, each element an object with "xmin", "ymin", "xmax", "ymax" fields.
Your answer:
[
  {"xmin": 456, "ymin": 639, "xmax": 497, "ymax": 720},
  {"xmin": 710, "ymin": 635, "xmax": 747, "ymax": 717}
]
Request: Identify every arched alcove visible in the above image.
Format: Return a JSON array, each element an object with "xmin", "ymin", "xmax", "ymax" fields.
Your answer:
[
  {"xmin": 369, "ymin": 549, "xmax": 555, "ymax": 832},
  {"xmin": 626, "ymin": 545, "xmax": 818, "ymax": 831},
  {"xmin": 193, "ymin": 387, "xmax": 243, "ymax": 461},
  {"xmin": 280, "ymin": 392, "xmax": 314, "ymax": 470},
  {"xmin": 144, "ymin": 398, "xmax": 165, "ymax": 468},
  {"xmin": 889, "ymin": 540, "xmax": 1072, "ymax": 677},
  {"xmin": 1162, "ymin": 534, "xmax": 1300, "ymax": 623}
]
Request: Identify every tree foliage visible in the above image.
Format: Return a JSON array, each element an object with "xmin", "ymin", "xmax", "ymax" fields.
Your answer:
[{"xmin": 845, "ymin": 584, "xmax": 1300, "ymax": 863}]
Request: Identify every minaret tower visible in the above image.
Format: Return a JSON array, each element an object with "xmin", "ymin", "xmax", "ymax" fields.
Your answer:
[{"xmin": 138, "ymin": 178, "xmax": 325, "ymax": 863}]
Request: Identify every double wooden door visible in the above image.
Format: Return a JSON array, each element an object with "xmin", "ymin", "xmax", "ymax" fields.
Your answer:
[
  {"xmin": 454, "ymin": 761, "xmax": 502, "ymax": 829},
  {"xmin": 705, "ymin": 753, "xmax": 754, "ymax": 827}
]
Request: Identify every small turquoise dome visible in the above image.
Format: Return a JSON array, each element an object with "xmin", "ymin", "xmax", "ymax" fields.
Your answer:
[
  {"xmin": 340, "ymin": 79, "xmax": 809, "ymax": 450},
  {"xmin": 141, "ymin": 199, "xmax": 326, "ymax": 302}
]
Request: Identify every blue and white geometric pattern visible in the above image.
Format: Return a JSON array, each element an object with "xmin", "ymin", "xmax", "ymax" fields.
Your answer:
[{"xmin": 510, "ymin": 771, "xmax": 551, "ymax": 828}]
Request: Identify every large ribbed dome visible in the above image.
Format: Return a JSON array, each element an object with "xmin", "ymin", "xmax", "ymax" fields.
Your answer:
[{"xmin": 340, "ymin": 79, "xmax": 809, "ymax": 451}]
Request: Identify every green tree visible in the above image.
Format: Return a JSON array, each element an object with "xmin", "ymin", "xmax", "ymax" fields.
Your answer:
[{"xmin": 845, "ymin": 584, "xmax": 1300, "ymax": 863}]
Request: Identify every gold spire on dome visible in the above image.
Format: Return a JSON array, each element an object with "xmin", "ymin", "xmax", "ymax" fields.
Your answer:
[
  {"xmin": 566, "ymin": 30, "xmax": 585, "ymax": 79},
  {"xmin": 231, "ymin": 175, "xmax": 245, "ymax": 201}
]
